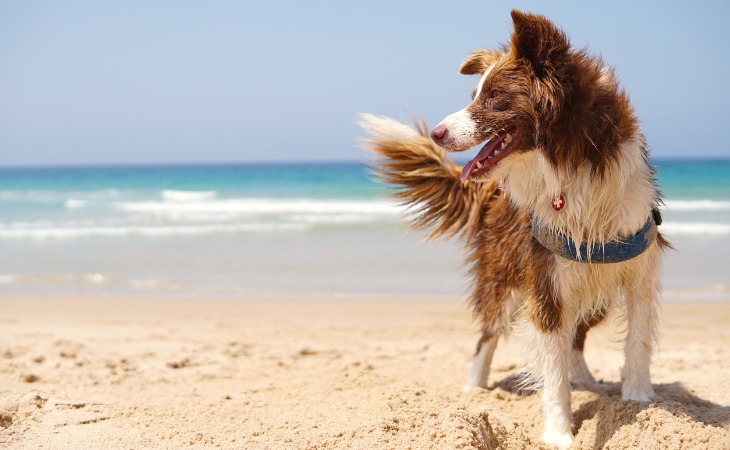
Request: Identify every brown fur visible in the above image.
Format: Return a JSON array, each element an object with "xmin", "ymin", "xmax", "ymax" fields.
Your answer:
[
  {"xmin": 439, "ymin": 11, "xmax": 642, "ymax": 180},
  {"xmin": 573, "ymin": 308, "xmax": 608, "ymax": 351},
  {"xmin": 509, "ymin": 10, "xmax": 640, "ymax": 178},
  {"xmin": 361, "ymin": 9, "xmax": 670, "ymax": 386},
  {"xmin": 363, "ymin": 119, "xmax": 567, "ymax": 337},
  {"xmin": 459, "ymin": 50, "xmax": 502, "ymax": 76},
  {"xmin": 362, "ymin": 11, "xmax": 671, "ymax": 445},
  {"xmin": 367, "ymin": 118, "xmax": 490, "ymax": 243}
]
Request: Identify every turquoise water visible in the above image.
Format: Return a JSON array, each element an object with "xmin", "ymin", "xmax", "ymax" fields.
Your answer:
[
  {"xmin": 0, "ymin": 163, "xmax": 391, "ymax": 241},
  {"xmin": 0, "ymin": 159, "xmax": 728, "ymax": 297},
  {"xmin": 656, "ymin": 159, "xmax": 730, "ymax": 200}
]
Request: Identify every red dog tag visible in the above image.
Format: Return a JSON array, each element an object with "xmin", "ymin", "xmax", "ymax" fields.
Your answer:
[{"xmin": 552, "ymin": 194, "xmax": 566, "ymax": 212}]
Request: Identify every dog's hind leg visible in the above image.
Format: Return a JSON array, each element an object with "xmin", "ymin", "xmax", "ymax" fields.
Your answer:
[
  {"xmin": 569, "ymin": 308, "xmax": 607, "ymax": 389},
  {"xmin": 464, "ymin": 330, "xmax": 499, "ymax": 391},
  {"xmin": 464, "ymin": 288, "xmax": 521, "ymax": 391},
  {"xmin": 569, "ymin": 322, "xmax": 596, "ymax": 388}
]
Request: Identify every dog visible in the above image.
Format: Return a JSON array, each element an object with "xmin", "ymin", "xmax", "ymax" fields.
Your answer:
[{"xmin": 359, "ymin": 10, "xmax": 669, "ymax": 449}]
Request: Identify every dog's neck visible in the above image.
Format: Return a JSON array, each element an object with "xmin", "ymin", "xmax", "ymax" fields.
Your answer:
[{"xmin": 499, "ymin": 132, "xmax": 658, "ymax": 248}]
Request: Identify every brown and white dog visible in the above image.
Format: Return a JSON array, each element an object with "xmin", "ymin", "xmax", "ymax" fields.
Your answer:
[{"xmin": 360, "ymin": 10, "xmax": 669, "ymax": 449}]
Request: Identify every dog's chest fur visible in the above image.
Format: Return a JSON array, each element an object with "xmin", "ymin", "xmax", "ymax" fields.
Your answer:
[
  {"xmin": 500, "ymin": 134, "xmax": 656, "ymax": 245},
  {"xmin": 495, "ymin": 130, "xmax": 661, "ymax": 320}
]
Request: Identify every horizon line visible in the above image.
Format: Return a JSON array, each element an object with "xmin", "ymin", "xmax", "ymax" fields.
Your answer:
[{"xmin": 1, "ymin": 155, "xmax": 729, "ymax": 171}]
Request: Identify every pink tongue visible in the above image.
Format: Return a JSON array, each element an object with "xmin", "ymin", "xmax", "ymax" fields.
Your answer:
[
  {"xmin": 459, "ymin": 136, "xmax": 501, "ymax": 181},
  {"xmin": 460, "ymin": 160, "xmax": 478, "ymax": 181}
]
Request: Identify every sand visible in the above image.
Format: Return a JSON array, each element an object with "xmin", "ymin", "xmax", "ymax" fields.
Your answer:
[{"xmin": 0, "ymin": 295, "xmax": 728, "ymax": 449}]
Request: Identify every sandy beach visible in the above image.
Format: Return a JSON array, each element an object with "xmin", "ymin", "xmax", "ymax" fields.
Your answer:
[
  {"xmin": 2, "ymin": 1, "xmax": 729, "ymax": 448},
  {"xmin": 0, "ymin": 295, "xmax": 728, "ymax": 449}
]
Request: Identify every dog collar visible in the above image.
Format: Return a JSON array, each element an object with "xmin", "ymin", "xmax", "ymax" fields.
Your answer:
[{"xmin": 530, "ymin": 214, "xmax": 658, "ymax": 263}]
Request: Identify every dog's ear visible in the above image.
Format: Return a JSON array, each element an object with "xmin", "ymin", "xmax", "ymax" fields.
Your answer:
[
  {"xmin": 510, "ymin": 10, "xmax": 570, "ymax": 77},
  {"xmin": 459, "ymin": 50, "xmax": 501, "ymax": 75}
]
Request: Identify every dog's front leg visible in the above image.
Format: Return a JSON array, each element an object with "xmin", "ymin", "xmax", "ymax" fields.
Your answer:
[
  {"xmin": 527, "ymin": 254, "xmax": 575, "ymax": 448},
  {"xmin": 538, "ymin": 325, "xmax": 574, "ymax": 449}
]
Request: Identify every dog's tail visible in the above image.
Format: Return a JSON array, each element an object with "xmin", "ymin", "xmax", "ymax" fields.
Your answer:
[{"xmin": 358, "ymin": 114, "xmax": 495, "ymax": 243}]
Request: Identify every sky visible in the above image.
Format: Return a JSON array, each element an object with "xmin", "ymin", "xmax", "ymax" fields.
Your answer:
[{"xmin": 1, "ymin": 0, "xmax": 729, "ymax": 167}]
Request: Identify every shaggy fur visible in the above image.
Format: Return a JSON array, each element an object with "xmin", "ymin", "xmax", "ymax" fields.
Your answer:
[{"xmin": 360, "ymin": 10, "xmax": 669, "ymax": 449}]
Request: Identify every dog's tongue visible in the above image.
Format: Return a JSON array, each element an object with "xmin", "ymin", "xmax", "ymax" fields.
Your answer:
[
  {"xmin": 460, "ymin": 160, "xmax": 478, "ymax": 181},
  {"xmin": 459, "ymin": 136, "xmax": 501, "ymax": 181}
]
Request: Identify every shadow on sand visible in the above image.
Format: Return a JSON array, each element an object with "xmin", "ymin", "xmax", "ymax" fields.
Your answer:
[
  {"xmin": 572, "ymin": 381, "xmax": 729, "ymax": 449},
  {"xmin": 491, "ymin": 374, "xmax": 729, "ymax": 449}
]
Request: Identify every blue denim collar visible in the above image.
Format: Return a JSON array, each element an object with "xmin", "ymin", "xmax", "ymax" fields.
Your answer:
[{"xmin": 530, "ymin": 214, "xmax": 658, "ymax": 263}]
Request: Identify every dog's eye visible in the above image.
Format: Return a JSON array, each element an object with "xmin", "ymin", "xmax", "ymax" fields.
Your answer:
[{"xmin": 490, "ymin": 90, "xmax": 500, "ymax": 98}]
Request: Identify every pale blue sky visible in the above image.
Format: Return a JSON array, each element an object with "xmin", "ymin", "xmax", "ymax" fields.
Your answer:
[{"xmin": 1, "ymin": 1, "xmax": 728, "ymax": 166}]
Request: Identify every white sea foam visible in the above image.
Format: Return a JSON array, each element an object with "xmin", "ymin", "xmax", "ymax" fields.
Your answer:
[
  {"xmin": 289, "ymin": 214, "xmax": 385, "ymax": 225},
  {"xmin": 1, "ymin": 189, "xmax": 123, "ymax": 202},
  {"xmin": 664, "ymin": 200, "xmax": 730, "ymax": 211},
  {"xmin": 0, "ymin": 197, "xmax": 404, "ymax": 241},
  {"xmin": 660, "ymin": 221, "xmax": 730, "ymax": 235},
  {"xmin": 161, "ymin": 190, "xmax": 218, "ymax": 202},
  {"xmin": 0, "ymin": 223, "xmax": 311, "ymax": 241},
  {"xmin": 64, "ymin": 199, "xmax": 87, "ymax": 209},
  {"xmin": 115, "ymin": 198, "xmax": 401, "ymax": 216}
]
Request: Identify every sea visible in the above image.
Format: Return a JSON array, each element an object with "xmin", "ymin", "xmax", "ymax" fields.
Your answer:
[{"xmin": 1, "ymin": 160, "xmax": 728, "ymax": 300}]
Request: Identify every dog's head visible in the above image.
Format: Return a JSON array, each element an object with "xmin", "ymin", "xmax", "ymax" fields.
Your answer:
[{"xmin": 431, "ymin": 10, "xmax": 634, "ymax": 182}]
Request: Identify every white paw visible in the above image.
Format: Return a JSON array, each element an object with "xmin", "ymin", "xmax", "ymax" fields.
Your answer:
[
  {"xmin": 622, "ymin": 385, "xmax": 655, "ymax": 402},
  {"xmin": 542, "ymin": 427, "xmax": 573, "ymax": 449},
  {"xmin": 464, "ymin": 365, "xmax": 489, "ymax": 392},
  {"xmin": 462, "ymin": 378, "xmax": 486, "ymax": 392},
  {"xmin": 572, "ymin": 379, "xmax": 609, "ymax": 392}
]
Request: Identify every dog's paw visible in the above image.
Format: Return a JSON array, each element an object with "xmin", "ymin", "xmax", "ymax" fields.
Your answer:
[
  {"xmin": 569, "ymin": 349, "xmax": 606, "ymax": 392},
  {"xmin": 571, "ymin": 379, "xmax": 610, "ymax": 392},
  {"xmin": 568, "ymin": 371, "xmax": 598, "ymax": 389},
  {"xmin": 463, "ymin": 361, "xmax": 490, "ymax": 392},
  {"xmin": 462, "ymin": 379, "xmax": 487, "ymax": 392},
  {"xmin": 541, "ymin": 427, "xmax": 573, "ymax": 449},
  {"xmin": 622, "ymin": 384, "xmax": 655, "ymax": 402}
]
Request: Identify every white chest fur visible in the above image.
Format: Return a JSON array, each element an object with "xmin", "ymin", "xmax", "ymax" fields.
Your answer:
[{"xmin": 498, "ymin": 134, "xmax": 657, "ymax": 250}]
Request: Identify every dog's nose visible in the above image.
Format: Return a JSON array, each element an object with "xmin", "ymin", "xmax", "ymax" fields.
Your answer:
[{"xmin": 430, "ymin": 125, "xmax": 448, "ymax": 144}]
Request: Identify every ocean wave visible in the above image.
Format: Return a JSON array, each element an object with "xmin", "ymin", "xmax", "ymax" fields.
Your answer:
[
  {"xmin": 5, "ymin": 220, "xmax": 723, "ymax": 240},
  {"xmin": 664, "ymin": 200, "xmax": 730, "ymax": 211},
  {"xmin": 0, "ymin": 272, "xmax": 117, "ymax": 286},
  {"xmin": 115, "ymin": 198, "xmax": 401, "ymax": 216},
  {"xmin": 0, "ymin": 223, "xmax": 311, "ymax": 241},
  {"xmin": 39, "ymin": 195, "xmax": 730, "ymax": 215},
  {"xmin": 289, "ymin": 214, "xmax": 390, "ymax": 225},
  {"xmin": 660, "ymin": 221, "xmax": 730, "ymax": 235},
  {"xmin": 161, "ymin": 190, "xmax": 218, "ymax": 202},
  {"xmin": 64, "ymin": 199, "xmax": 87, "ymax": 209},
  {"xmin": 1, "ymin": 189, "xmax": 123, "ymax": 202}
]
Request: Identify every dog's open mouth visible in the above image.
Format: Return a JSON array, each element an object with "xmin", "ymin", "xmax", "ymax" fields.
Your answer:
[{"xmin": 460, "ymin": 126, "xmax": 521, "ymax": 181}]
